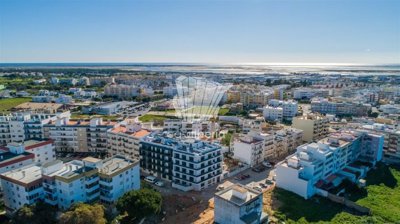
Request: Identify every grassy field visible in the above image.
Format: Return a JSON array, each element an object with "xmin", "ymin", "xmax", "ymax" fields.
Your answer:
[
  {"xmin": 138, "ymin": 114, "xmax": 178, "ymax": 122},
  {"xmin": 217, "ymin": 108, "xmax": 230, "ymax": 116},
  {"xmin": 354, "ymin": 163, "xmax": 400, "ymax": 223},
  {"xmin": 270, "ymin": 163, "xmax": 400, "ymax": 223},
  {"xmin": 0, "ymin": 97, "xmax": 32, "ymax": 112}
]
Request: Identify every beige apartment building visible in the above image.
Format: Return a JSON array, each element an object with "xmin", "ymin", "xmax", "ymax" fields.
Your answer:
[
  {"xmin": 292, "ymin": 113, "xmax": 329, "ymax": 143},
  {"xmin": 107, "ymin": 120, "xmax": 151, "ymax": 160},
  {"xmin": 43, "ymin": 117, "xmax": 116, "ymax": 153}
]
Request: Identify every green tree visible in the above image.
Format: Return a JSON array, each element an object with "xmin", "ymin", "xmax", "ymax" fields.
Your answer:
[
  {"xmin": 11, "ymin": 205, "xmax": 34, "ymax": 224},
  {"xmin": 116, "ymin": 188, "xmax": 162, "ymax": 223},
  {"xmin": 11, "ymin": 201, "xmax": 57, "ymax": 224},
  {"xmin": 59, "ymin": 203, "xmax": 106, "ymax": 224},
  {"xmin": 221, "ymin": 132, "xmax": 232, "ymax": 146}
]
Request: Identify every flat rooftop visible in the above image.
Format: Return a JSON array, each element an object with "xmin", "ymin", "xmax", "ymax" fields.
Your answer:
[
  {"xmin": 49, "ymin": 160, "xmax": 91, "ymax": 179},
  {"xmin": 1, "ymin": 165, "xmax": 42, "ymax": 184},
  {"xmin": 215, "ymin": 184, "xmax": 261, "ymax": 207},
  {"xmin": 100, "ymin": 156, "xmax": 136, "ymax": 176}
]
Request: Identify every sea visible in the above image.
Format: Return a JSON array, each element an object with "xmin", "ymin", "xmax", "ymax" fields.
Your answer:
[{"xmin": 0, "ymin": 63, "xmax": 399, "ymax": 76}]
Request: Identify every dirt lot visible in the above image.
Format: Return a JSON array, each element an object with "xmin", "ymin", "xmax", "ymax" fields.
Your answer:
[{"xmin": 160, "ymin": 194, "xmax": 213, "ymax": 224}]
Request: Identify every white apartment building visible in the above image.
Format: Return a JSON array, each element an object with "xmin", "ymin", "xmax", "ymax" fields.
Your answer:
[
  {"xmin": 0, "ymin": 111, "xmax": 71, "ymax": 145},
  {"xmin": 293, "ymin": 88, "xmax": 330, "ymax": 100},
  {"xmin": 214, "ymin": 184, "xmax": 268, "ymax": 224},
  {"xmin": 359, "ymin": 123, "xmax": 400, "ymax": 163},
  {"xmin": 311, "ymin": 97, "xmax": 371, "ymax": 116},
  {"xmin": 263, "ymin": 106, "xmax": 283, "ymax": 122},
  {"xmin": 276, "ymin": 130, "xmax": 384, "ymax": 199},
  {"xmin": 55, "ymin": 94, "xmax": 73, "ymax": 104},
  {"xmin": 4, "ymin": 139, "xmax": 55, "ymax": 164},
  {"xmin": 0, "ymin": 114, "xmax": 27, "ymax": 144},
  {"xmin": 1, "ymin": 165, "xmax": 44, "ymax": 214},
  {"xmin": 32, "ymin": 95, "xmax": 55, "ymax": 103},
  {"xmin": 267, "ymin": 99, "xmax": 298, "ymax": 121},
  {"xmin": 99, "ymin": 156, "xmax": 140, "ymax": 205},
  {"xmin": 104, "ymin": 84, "xmax": 140, "ymax": 98},
  {"xmin": 44, "ymin": 117, "xmax": 117, "ymax": 153},
  {"xmin": 240, "ymin": 118, "xmax": 266, "ymax": 134},
  {"xmin": 163, "ymin": 119, "xmax": 220, "ymax": 136},
  {"xmin": 50, "ymin": 77, "xmax": 59, "ymax": 84},
  {"xmin": 107, "ymin": 120, "xmax": 151, "ymax": 160},
  {"xmin": 42, "ymin": 159, "xmax": 100, "ymax": 210},
  {"xmin": 292, "ymin": 114, "xmax": 329, "ymax": 142},
  {"xmin": 233, "ymin": 135, "xmax": 264, "ymax": 167},
  {"xmin": 163, "ymin": 86, "xmax": 178, "ymax": 97},
  {"xmin": 0, "ymin": 146, "xmax": 35, "ymax": 176},
  {"xmin": 380, "ymin": 104, "xmax": 400, "ymax": 115},
  {"xmin": 1, "ymin": 155, "xmax": 140, "ymax": 214},
  {"xmin": 248, "ymin": 127, "xmax": 303, "ymax": 163},
  {"xmin": 79, "ymin": 77, "xmax": 90, "ymax": 86},
  {"xmin": 74, "ymin": 90, "xmax": 97, "ymax": 98}
]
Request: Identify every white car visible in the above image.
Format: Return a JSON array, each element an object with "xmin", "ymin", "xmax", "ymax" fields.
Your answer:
[
  {"xmin": 155, "ymin": 181, "xmax": 164, "ymax": 187},
  {"xmin": 145, "ymin": 176, "xmax": 157, "ymax": 183},
  {"xmin": 253, "ymin": 186, "xmax": 263, "ymax": 192},
  {"xmin": 262, "ymin": 161, "xmax": 272, "ymax": 168}
]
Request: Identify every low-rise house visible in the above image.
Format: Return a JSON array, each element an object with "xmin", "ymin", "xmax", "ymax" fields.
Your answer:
[{"xmin": 214, "ymin": 184, "xmax": 268, "ymax": 224}]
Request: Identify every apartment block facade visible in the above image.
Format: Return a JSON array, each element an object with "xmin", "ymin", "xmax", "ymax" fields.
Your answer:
[
  {"xmin": 233, "ymin": 135, "xmax": 264, "ymax": 167},
  {"xmin": 359, "ymin": 123, "xmax": 400, "ymax": 163},
  {"xmin": 275, "ymin": 130, "xmax": 384, "ymax": 199},
  {"xmin": 311, "ymin": 98, "xmax": 371, "ymax": 116},
  {"xmin": 107, "ymin": 120, "xmax": 151, "ymax": 160},
  {"xmin": 1, "ymin": 155, "xmax": 139, "ymax": 214},
  {"xmin": 0, "ymin": 112, "xmax": 71, "ymax": 145},
  {"xmin": 44, "ymin": 117, "xmax": 116, "ymax": 153},
  {"xmin": 292, "ymin": 114, "xmax": 330, "ymax": 142},
  {"xmin": 140, "ymin": 133, "xmax": 223, "ymax": 191}
]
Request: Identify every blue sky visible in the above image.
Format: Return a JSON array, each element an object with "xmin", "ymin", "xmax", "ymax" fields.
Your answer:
[{"xmin": 0, "ymin": 0, "xmax": 399, "ymax": 64}]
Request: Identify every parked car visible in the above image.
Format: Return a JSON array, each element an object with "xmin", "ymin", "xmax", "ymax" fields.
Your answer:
[
  {"xmin": 243, "ymin": 174, "xmax": 250, "ymax": 178},
  {"xmin": 217, "ymin": 185, "xmax": 225, "ymax": 191},
  {"xmin": 144, "ymin": 176, "xmax": 157, "ymax": 183},
  {"xmin": 262, "ymin": 161, "xmax": 272, "ymax": 168},
  {"xmin": 265, "ymin": 179, "xmax": 274, "ymax": 185},
  {"xmin": 155, "ymin": 181, "xmax": 164, "ymax": 187},
  {"xmin": 253, "ymin": 186, "xmax": 263, "ymax": 192},
  {"xmin": 252, "ymin": 166, "xmax": 265, "ymax": 173}
]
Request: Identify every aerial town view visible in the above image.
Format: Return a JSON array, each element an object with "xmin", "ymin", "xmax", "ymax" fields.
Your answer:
[{"xmin": 0, "ymin": 0, "xmax": 399, "ymax": 224}]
